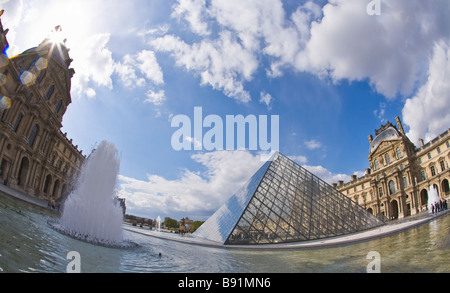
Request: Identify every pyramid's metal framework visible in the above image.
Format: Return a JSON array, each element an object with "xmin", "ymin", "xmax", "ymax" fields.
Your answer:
[{"xmin": 194, "ymin": 152, "xmax": 384, "ymax": 245}]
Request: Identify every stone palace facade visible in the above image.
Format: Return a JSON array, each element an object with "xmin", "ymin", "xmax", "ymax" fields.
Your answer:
[
  {"xmin": 335, "ymin": 117, "xmax": 450, "ymax": 220},
  {"xmin": 0, "ymin": 14, "xmax": 85, "ymax": 202}
]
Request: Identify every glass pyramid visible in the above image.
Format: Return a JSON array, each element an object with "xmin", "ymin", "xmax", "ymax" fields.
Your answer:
[{"xmin": 194, "ymin": 152, "xmax": 384, "ymax": 245}]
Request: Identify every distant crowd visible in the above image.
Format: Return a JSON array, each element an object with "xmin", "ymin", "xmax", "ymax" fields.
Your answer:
[{"xmin": 431, "ymin": 199, "xmax": 448, "ymax": 214}]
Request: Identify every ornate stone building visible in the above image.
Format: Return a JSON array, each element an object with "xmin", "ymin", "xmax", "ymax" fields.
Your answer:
[
  {"xmin": 335, "ymin": 117, "xmax": 450, "ymax": 220},
  {"xmin": 0, "ymin": 14, "xmax": 85, "ymax": 203}
]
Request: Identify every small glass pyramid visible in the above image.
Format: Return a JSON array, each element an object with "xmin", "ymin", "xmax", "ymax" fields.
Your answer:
[{"xmin": 194, "ymin": 152, "xmax": 384, "ymax": 245}]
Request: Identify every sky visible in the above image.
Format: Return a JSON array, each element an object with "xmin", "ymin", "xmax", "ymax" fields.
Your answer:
[{"xmin": 1, "ymin": 0, "xmax": 449, "ymax": 221}]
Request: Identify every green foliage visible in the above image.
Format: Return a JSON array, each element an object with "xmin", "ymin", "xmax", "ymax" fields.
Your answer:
[{"xmin": 164, "ymin": 217, "xmax": 178, "ymax": 228}]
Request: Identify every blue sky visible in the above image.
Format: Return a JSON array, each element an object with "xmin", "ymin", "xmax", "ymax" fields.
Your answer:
[{"xmin": 2, "ymin": 0, "xmax": 450, "ymax": 220}]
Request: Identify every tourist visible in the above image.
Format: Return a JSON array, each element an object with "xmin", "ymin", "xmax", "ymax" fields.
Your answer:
[{"xmin": 432, "ymin": 204, "xmax": 435, "ymax": 214}]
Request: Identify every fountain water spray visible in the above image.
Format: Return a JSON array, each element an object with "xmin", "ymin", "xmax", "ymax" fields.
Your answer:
[
  {"xmin": 156, "ymin": 216, "xmax": 161, "ymax": 232},
  {"xmin": 49, "ymin": 141, "xmax": 136, "ymax": 248},
  {"xmin": 428, "ymin": 185, "xmax": 440, "ymax": 213}
]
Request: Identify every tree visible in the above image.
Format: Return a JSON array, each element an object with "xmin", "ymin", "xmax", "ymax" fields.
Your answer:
[
  {"xmin": 192, "ymin": 221, "xmax": 204, "ymax": 231},
  {"xmin": 164, "ymin": 217, "xmax": 178, "ymax": 229}
]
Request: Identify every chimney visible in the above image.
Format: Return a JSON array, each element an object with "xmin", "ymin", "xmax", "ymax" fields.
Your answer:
[
  {"xmin": 395, "ymin": 116, "xmax": 405, "ymax": 135},
  {"xmin": 419, "ymin": 138, "xmax": 424, "ymax": 148},
  {"xmin": 368, "ymin": 135, "xmax": 373, "ymax": 143},
  {"xmin": 338, "ymin": 180, "xmax": 343, "ymax": 187},
  {"xmin": 351, "ymin": 175, "xmax": 357, "ymax": 181},
  {"xmin": 365, "ymin": 168, "xmax": 371, "ymax": 175}
]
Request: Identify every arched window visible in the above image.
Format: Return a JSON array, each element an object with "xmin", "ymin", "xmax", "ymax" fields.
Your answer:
[
  {"xmin": 46, "ymin": 85, "xmax": 55, "ymax": 100},
  {"xmin": 389, "ymin": 180, "xmax": 396, "ymax": 195},
  {"xmin": 28, "ymin": 124, "xmax": 39, "ymax": 147},
  {"xmin": 374, "ymin": 159, "xmax": 379, "ymax": 170},
  {"xmin": 396, "ymin": 147, "xmax": 402, "ymax": 159},
  {"xmin": 385, "ymin": 153, "xmax": 390, "ymax": 164}
]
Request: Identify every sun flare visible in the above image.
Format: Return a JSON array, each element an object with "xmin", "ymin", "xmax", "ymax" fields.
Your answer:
[{"xmin": 49, "ymin": 25, "xmax": 66, "ymax": 45}]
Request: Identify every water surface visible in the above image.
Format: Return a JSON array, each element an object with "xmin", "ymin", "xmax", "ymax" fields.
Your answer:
[{"xmin": 0, "ymin": 191, "xmax": 448, "ymax": 273}]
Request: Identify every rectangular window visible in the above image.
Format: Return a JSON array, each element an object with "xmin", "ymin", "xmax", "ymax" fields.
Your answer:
[
  {"xmin": 421, "ymin": 170, "xmax": 426, "ymax": 181},
  {"xmin": 431, "ymin": 166, "xmax": 436, "ymax": 176},
  {"xmin": 440, "ymin": 160, "xmax": 446, "ymax": 172},
  {"xmin": 403, "ymin": 177, "xmax": 407, "ymax": 188}
]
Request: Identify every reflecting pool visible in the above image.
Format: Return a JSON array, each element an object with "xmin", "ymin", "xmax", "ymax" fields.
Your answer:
[{"xmin": 0, "ymin": 191, "xmax": 448, "ymax": 273}]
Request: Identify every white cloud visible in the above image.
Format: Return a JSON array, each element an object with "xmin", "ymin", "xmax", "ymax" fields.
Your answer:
[
  {"xmin": 402, "ymin": 40, "xmax": 450, "ymax": 146},
  {"xmin": 288, "ymin": 155, "xmax": 308, "ymax": 165},
  {"xmin": 149, "ymin": 0, "xmax": 322, "ymax": 102},
  {"xmin": 150, "ymin": 31, "xmax": 257, "ymax": 103},
  {"xmin": 70, "ymin": 33, "xmax": 115, "ymax": 98},
  {"xmin": 136, "ymin": 50, "xmax": 164, "ymax": 85},
  {"xmin": 159, "ymin": 0, "xmax": 450, "ymax": 110},
  {"xmin": 206, "ymin": 0, "xmax": 321, "ymax": 78},
  {"xmin": 114, "ymin": 54, "xmax": 146, "ymax": 88},
  {"xmin": 171, "ymin": 0, "xmax": 210, "ymax": 36},
  {"xmin": 259, "ymin": 91, "xmax": 273, "ymax": 111},
  {"xmin": 115, "ymin": 50, "xmax": 165, "ymax": 104},
  {"xmin": 304, "ymin": 139, "xmax": 323, "ymax": 150},
  {"xmin": 303, "ymin": 165, "xmax": 360, "ymax": 185},
  {"xmin": 117, "ymin": 150, "xmax": 265, "ymax": 219},
  {"xmin": 374, "ymin": 102, "xmax": 386, "ymax": 123},
  {"xmin": 145, "ymin": 89, "xmax": 166, "ymax": 106},
  {"xmin": 298, "ymin": 0, "xmax": 450, "ymax": 98}
]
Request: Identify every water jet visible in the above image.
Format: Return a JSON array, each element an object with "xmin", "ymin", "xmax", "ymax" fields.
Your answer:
[{"xmin": 48, "ymin": 140, "xmax": 137, "ymax": 248}]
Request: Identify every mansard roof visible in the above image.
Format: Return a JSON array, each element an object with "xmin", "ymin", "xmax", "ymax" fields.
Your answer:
[{"xmin": 370, "ymin": 121, "xmax": 402, "ymax": 153}]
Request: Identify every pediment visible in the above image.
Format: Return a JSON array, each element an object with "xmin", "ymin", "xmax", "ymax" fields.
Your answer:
[{"xmin": 369, "ymin": 138, "xmax": 402, "ymax": 157}]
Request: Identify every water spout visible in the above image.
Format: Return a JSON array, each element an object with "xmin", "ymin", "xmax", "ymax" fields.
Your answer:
[
  {"xmin": 156, "ymin": 216, "xmax": 161, "ymax": 232},
  {"xmin": 428, "ymin": 185, "xmax": 440, "ymax": 214},
  {"xmin": 49, "ymin": 141, "xmax": 135, "ymax": 248}
]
